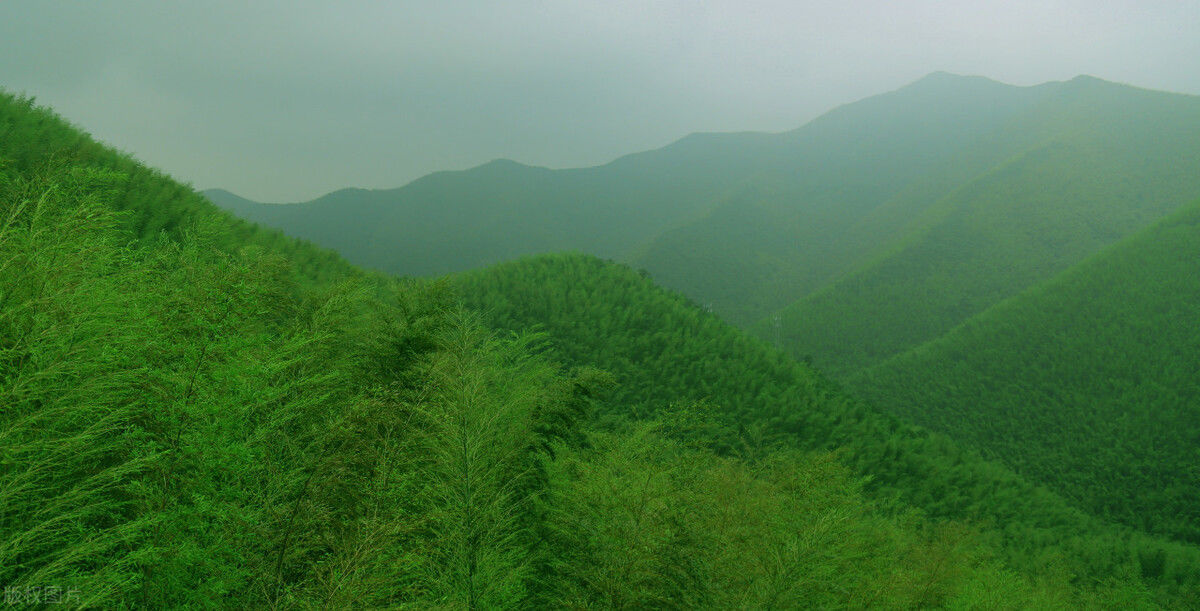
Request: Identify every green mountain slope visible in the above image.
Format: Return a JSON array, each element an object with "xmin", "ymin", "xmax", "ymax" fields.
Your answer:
[
  {"xmin": 851, "ymin": 199, "xmax": 1200, "ymax": 544},
  {"xmin": 7, "ymin": 90, "xmax": 1163, "ymax": 607},
  {"xmin": 453, "ymin": 253, "xmax": 1200, "ymax": 600},
  {"xmin": 759, "ymin": 76, "xmax": 1200, "ymax": 375},
  {"xmin": 0, "ymin": 95, "xmax": 355, "ymax": 286}
]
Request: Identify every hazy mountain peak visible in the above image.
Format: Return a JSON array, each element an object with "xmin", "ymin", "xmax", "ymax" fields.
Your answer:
[
  {"xmin": 1050, "ymin": 74, "xmax": 1148, "ymax": 96},
  {"xmin": 1058, "ymin": 74, "xmax": 1111, "ymax": 89},
  {"xmin": 478, "ymin": 158, "xmax": 533, "ymax": 170},
  {"xmin": 916, "ymin": 70, "xmax": 969, "ymax": 81},
  {"xmin": 901, "ymin": 71, "xmax": 1010, "ymax": 92}
]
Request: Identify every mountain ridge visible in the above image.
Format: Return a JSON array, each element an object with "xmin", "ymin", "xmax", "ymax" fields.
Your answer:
[{"xmin": 206, "ymin": 72, "xmax": 1054, "ymax": 285}]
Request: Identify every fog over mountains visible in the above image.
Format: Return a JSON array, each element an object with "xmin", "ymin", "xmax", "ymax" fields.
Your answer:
[{"xmin": 5, "ymin": 54, "xmax": 1200, "ymax": 604}]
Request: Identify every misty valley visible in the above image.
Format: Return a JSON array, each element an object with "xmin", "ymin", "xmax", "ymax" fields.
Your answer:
[{"xmin": 4, "ymin": 71, "xmax": 1200, "ymax": 608}]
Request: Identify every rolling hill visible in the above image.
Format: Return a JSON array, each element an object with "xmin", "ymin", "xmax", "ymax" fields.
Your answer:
[
  {"xmin": 453, "ymin": 252, "xmax": 1200, "ymax": 601},
  {"xmin": 851, "ymin": 198, "xmax": 1200, "ymax": 544}
]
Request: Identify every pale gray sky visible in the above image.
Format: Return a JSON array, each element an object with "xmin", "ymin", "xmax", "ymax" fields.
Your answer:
[{"xmin": 2, "ymin": 1, "xmax": 1198, "ymax": 201}]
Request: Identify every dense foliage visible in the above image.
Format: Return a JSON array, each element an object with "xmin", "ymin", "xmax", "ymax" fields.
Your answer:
[
  {"xmin": 541, "ymin": 422, "xmax": 1143, "ymax": 609},
  {"xmin": 0, "ymin": 133, "xmax": 1137, "ymax": 611},
  {"xmin": 853, "ymin": 200, "xmax": 1200, "ymax": 544},
  {"xmin": 454, "ymin": 253, "xmax": 1200, "ymax": 605},
  {"xmin": 0, "ymin": 92, "xmax": 354, "ymax": 286},
  {"xmin": 5, "ymin": 78, "xmax": 1200, "ymax": 607}
]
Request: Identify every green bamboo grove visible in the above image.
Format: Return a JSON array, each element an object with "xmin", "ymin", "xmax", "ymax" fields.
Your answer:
[{"xmin": 3, "ymin": 88, "xmax": 1199, "ymax": 608}]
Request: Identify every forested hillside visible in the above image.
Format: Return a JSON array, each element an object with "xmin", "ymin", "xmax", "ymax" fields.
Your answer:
[
  {"xmin": 454, "ymin": 253, "xmax": 1200, "ymax": 605},
  {"xmin": 9, "ymin": 91, "xmax": 1182, "ymax": 607},
  {"xmin": 852, "ymin": 199, "xmax": 1200, "ymax": 545},
  {"xmin": 197, "ymin": 73, "xmax": 1200, "ymax": 607},
  {"xmin": 760, "ymin": 76, "xmax": 1200, "ymax": 375},
  {"xmin": 0, "ymin": 96, "xmax": 355, "ymax": 287}
]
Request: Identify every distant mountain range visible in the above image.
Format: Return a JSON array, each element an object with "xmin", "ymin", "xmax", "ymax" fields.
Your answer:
[
  {"xmin": 206, "ymin": 72, "xmax": 1200, "ymax": 342},
  {"xmin": 206, "ymin": 71, "xmax": 1053, "ymax": 295}
]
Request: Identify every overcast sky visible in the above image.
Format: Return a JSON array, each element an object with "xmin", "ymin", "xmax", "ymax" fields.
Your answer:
[{"xmin": 2, "ymin": 1, "xmax": 1198, "ymax": 201}]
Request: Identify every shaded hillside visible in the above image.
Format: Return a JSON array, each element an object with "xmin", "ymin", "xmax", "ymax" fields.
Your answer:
[
  {"xmin": 454, "ymin": 253, "xmax": 1200, "ymax": 600},
  {"xmin": 759, "ymin": 76, "xmax": 1200, "ymax": 375},
  {"xmin": 852, "ymin": 199, "xmax": 1200, "ymax": 544},
  {"xmin": 631, "ymin": 72, "xmax": 1057, "ymax": 324},
  {"xmin": 205, "ymin": 136, "xmax": 772, "ymax": 276}
]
